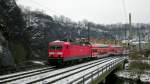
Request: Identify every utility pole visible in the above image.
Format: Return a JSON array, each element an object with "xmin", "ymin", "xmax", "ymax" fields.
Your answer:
[
  {"xmin": 87, "ymin": 23, "xmax": 90, "ymax": 42},
  {"xmin": 138, "ymin": 25, "xmax": 141, "ymax": 52},
  {"xmin": 129, "ymin": 13, "xmax": 131, "ymax": 27},
  {"xmin": 129, "ymin": 13, "xmax": 132, "ymax": 39},
  {"xmin": 128, "ymin": 13, "xmax": 132, "ymax": 49}
]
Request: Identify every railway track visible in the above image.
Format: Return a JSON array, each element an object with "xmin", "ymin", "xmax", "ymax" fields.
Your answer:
[
  {"xmin": 34, "ymin": 57, "xmax": 122, "ymax": 84},
  {"xmin": 0, "ymin": 56, "xmax": 124, "ymax": 84},
  {"xmin": 0, "ymin": 66, "xmax": 55, "ymax": 83}
]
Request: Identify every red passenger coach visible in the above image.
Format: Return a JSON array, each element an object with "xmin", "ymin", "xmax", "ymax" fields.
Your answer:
[
  {"xmin": 92, "ymin": 44, "xmax": 110, "ymax": 58},
  {"xmin": 109, "ymin": 45, "xmax": 123, "ymax": 55},
  {"xmin": 48, "ymin": 40, "xmax": 92, "ymax": 65}
]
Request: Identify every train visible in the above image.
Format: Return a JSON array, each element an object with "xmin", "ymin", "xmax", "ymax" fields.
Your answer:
[{"xmin": 48, "ymin": 40, "xmax": 123, "ymax": 65}]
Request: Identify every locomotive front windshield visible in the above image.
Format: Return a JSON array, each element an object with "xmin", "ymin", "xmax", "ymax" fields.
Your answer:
[{"xmin": 49, "ymin": 45, "xmax": 62, "ymax": 50}]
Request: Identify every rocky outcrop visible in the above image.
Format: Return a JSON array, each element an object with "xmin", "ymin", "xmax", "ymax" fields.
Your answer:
[{"xmin": 0, "ymin": 32, "xmax": 15, "ymax": 68}]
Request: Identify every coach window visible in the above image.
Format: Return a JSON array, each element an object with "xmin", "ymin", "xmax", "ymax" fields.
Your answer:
[{"xmin": 92, "ymin": 49, "xmax": 97, "ymax": 52}]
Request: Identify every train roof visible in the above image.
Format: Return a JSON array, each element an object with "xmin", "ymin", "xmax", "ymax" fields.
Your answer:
[
  {"xmin": 92, "ymin": 44, "xmax": 109, "ymax": 48},
  {"xmin": 49, "ymin": 40, "xmax": 91, "ymax": 46},
  {"xmin": 109, "ymin": 45, "xmax": 122, "ymax": 48},
  {"xmin": 49, "ymin": 40, "xmax": 71, "ymax": 45}
]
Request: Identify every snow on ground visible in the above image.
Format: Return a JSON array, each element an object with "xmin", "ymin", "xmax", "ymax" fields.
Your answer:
[
  {"xmin": 5, "ymin": 58, "xmax": 106, "ymax": 84},
  {"xmin": 31, "ymin": 61, "xmax": 45, "ymax": 65},
  {"xmin": 0, "ymin": 67, "xmax": 50, "ymax": 79},
  {"xmin": 140, "ymin": 73, "xmax": 150, "ymax": 83},
  {"xmin": 45, "ymin": 58, "xmax": 119, "ymax": 84},
  {"xmin": 116, "ymin": 71, "xmax": 138, "ymax": 80},
  {"xmin": 35, "ymin": 57, "xmax": 125, "ymax": 84},
  {"xmin": 0, "ymin": 45, "xmax": 2, "ymax": 53},
  {"xmin": 116, "ymin": 70, "xmax": 150, "ymax": 83}
]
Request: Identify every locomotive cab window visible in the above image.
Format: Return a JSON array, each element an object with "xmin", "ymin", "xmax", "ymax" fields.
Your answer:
[{"xmin": 49, "ymin": 45, "xmax": 63, "ymax": 50}]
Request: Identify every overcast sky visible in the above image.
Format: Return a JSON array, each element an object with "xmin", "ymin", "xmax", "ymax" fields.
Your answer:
[{"xmin": 17, "ymin": 0, "xmax": 150, "ymax": 24}]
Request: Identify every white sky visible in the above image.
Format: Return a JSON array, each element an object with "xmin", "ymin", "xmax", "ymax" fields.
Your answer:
[{"xmin": 17, "ymin": 0, "xmax": 150, "ymax": 24}]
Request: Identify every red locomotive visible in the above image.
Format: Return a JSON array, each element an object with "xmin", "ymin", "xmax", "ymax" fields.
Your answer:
[
  {"xmin": 48, "ymin": 40, "xmax": 123, "ymax": 65},
  {"xmin": 48, "ymin": 40, "xmax": 92, "ymax": 65}
]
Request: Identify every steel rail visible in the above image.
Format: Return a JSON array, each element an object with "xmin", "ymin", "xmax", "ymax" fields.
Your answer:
[
  {"xmin": 31, "ymin": 57, "xmax": 117, "ymax": 84},
  {"xmin": 3, "ymin": 57, "xmax": 115, "ymax": 84}
]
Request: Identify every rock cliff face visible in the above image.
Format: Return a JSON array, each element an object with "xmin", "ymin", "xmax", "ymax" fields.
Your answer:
[
  {"xmin": 0, "ymin": 32, "xmax": 15, "ymax": 68},
  {"xmin": 0, "ymin": 0, "xmax": 27, "ymax": 69}
]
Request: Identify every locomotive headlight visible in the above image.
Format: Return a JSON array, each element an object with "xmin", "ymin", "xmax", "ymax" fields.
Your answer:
[
  {"xmin": 49, "ymin": 52, "xmax": 54, "ymax": 55},
  {"xmin": 57, "ymin": 52, "xmax": 63, "ymax": 55}
]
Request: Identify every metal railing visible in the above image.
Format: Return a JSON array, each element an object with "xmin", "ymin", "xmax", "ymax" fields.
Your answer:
[{"xmin": 70, "ymin": 57, "xmax": 125, "ymax": 84}]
